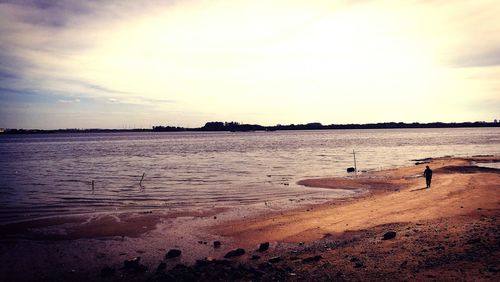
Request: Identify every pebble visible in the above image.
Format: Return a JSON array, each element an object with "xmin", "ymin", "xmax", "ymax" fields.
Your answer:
[
  {"xmin": 268, "ymin": 256, "xmax": 282, "ymax": 263},
  {"xmin": 383, "ymin": 231, "xmax": 397, "ymax": 240},
  {"xmin": 224, "ymin": 248, "xmax": 245, "ymax": 258},
  {"xmin": 123, "ymin": 257, "xmax": 140, "ymax": 269},
  {"xmin": 258, "ymin": 242, "xmax": 270, "ymax": 252},
  {"xmin": 302, "ymin": 255, "xmax": 322, "ymax": 263},
  {"xmin": 166, "ymin": 249, "xmax": 182, "ymax": 259}
]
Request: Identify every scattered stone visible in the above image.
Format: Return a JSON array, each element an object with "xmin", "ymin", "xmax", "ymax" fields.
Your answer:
[
  {"xmin": 195, "ymin": 259, "xmax": 213, "ymax": 267},
  {"xmin": 224, "ymin": 248, "xmax": 245, "ymax": 258},
  {"xmin": 166, "ymin": 249, "xmax": 182, "ymax": 259},
  {"xmin": 124, "ymin": 257, "xmax": 140, "ymax": 269},
  {"xmin": 156, "ymin": 262, "xmax": 166, "ymax": 272},
  {"xmin": 123, "ymin": 257, "xmax": 148, "ymax": 273},
  {"xmin": 258, "ymin": 242, "xmax": 270, "ymax": 252},
  {"xmin": 268, "ymin": 256, "xmax": 282, "ymax": 263},
  {"xmin": 302, "ymin": 255, "xmax": 322, "ymax": 263},
  {"xmin": 350, "ymin": 257, "xmax": 360, "ymax": 262},
  {"xmin": 466, "ymin": 238, "xmax": 481, "ymax": 244},
  {"xmin": 213, "ymin": 241, "xmax": 221, "ymax": 248},
  {"xmin": 214, "ymin": 216, "xmax": 217, "ymax": 219},
  {"xmin": 251, "ymin": 255, "xmax": 261, "ymax": 260},
  {"xmin": 354, "ymin": 262, "xmax": 364, "ymax": 268},
  {"xmin": 100, "ymin": 266, "xmax": 115, "ymax": 277},
  {"xmin": 382, "ymin": 231, "xmax": 397, "ymax": 240}
]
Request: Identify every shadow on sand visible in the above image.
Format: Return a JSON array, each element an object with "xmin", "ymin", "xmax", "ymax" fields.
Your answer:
[{"xmin": 410, "ymin": 187, "xmax": 429, "ymax": 192}]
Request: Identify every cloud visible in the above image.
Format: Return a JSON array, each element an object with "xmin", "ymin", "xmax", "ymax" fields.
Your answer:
[
  {"xmin": 0, "ymin": 0, "xmax": 180, "ymax": 98},
  {"xmin": 452, "ymin": 48, "xmax": 500, "ymax": 68},
  {"xmin": 56, "ymin": 79, "xmax": 135, "ymax": 95},
  {"xmin": 57, "ymin": 98, "xmax": 80, "ymax": 103},
  {"xmin": 105, "ymin": 96, "xmax": 176, "ymax": 106},
  {"xmin": 0, "ymin": 52, "xmax": 29, "ymax": 88},
  {"xmin": 1, "ymin": 0, "xmax": 499, "ymax": 128}
]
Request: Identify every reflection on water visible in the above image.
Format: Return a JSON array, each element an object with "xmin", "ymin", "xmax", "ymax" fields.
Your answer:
[{"xmin": 0, "ymin": 128, "xmax": 499, "ymax": 223}]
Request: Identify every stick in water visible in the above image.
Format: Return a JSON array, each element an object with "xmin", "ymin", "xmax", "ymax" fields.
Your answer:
[
  {"xmin": 92, "ymin": 180, "xmax": 95, "ymax": 192},
  {"xmin": 353, "ymin": 149, "xmax": 357, "ymax": 175},
  {"xmin": 140, "ymin": 173, "xmax": 145, "ymax": 186}
]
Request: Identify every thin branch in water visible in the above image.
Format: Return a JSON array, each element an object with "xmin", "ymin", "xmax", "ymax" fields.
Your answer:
[{"xmin": 139, "ymin": 173, "xmax": 146, "ymax": 188}]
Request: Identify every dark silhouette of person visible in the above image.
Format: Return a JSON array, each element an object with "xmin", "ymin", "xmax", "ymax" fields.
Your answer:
[{"xmin": 423, "ymin": 166, "xmax": 433, "ymax": 188}]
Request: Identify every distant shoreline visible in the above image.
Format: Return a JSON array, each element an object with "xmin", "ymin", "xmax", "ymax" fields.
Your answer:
[{"xmin": 1, "ymin": 120, "xmax": 499, "ymax": 134}]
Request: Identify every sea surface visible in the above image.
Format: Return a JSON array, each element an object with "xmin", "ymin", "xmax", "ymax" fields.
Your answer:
[{"xmin": 0, "ymin": 128, "xmax": 499, "ymax": 223}]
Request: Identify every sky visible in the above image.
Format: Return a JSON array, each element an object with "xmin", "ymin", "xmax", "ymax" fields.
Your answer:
[{"xmin": 0, "ymin": 0, "xmax": 499, "ymax": 129}]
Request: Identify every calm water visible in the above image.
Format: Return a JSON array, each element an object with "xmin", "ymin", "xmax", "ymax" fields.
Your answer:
[{"xmin": 0, "ymin": 128, "xmax": 499, "ymax": 223}]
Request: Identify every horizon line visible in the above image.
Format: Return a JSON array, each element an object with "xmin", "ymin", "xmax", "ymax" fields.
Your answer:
[{"xmin": 1, "ymin": 120, "xmax": 499, "ymax": 132}]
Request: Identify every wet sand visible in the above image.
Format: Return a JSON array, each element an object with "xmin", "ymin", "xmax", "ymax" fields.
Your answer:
[
  {"xmin": 215, "ymin": 156, "xmax": 500, "ymax": 245},
  {"xmin": 0, "ymin": 156, "xmax": 499, "ymax": 281},
  {"xmin": 208, "ymin": 156, "xmax": 500, "ymax": 281}
]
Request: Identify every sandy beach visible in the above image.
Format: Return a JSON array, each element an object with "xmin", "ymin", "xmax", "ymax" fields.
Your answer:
[
  {"xmin": 0, "ymin": 156, "xmax": 499, "ymax": 281},
  {"xmin": 2, "ymin": 0, "xmax": 499, "ymax": 280}
]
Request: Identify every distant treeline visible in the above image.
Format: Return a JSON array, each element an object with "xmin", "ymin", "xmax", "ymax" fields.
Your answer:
[
  {"xmin": 153, "ymin": 121, "xmax": 500, "ymax": 132},
  {"xmin": 2, "ymin": 121, "xmax": 499, "ymax": 134}
]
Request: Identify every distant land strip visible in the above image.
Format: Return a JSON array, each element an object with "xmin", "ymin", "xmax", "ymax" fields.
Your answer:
[{"xmin": 1, "ymin": 121, "xmax": 499, "ymax": 134}]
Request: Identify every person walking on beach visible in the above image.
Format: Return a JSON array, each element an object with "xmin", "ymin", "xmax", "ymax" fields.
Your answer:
[{"xmin": 424, "ymin": 166, "xmax": 433, "ymax": 188}]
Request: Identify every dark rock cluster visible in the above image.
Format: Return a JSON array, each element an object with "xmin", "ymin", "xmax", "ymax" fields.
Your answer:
[{"xmin": 95, "ymin": 213, "xmax": 499, "ymax": 281}]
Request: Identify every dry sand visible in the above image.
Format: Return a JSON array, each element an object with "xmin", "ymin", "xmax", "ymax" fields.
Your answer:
[
  {"xmin": 0, "ymin": 156, "xmax": 498, "ymax": 281},
  {"xmin": 215, "ymin": 157, "xmax": 499, "ymax": 245},
  {"xmin": 207, "ymin": 156, "xmax": 500, "ymax": 281}
]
